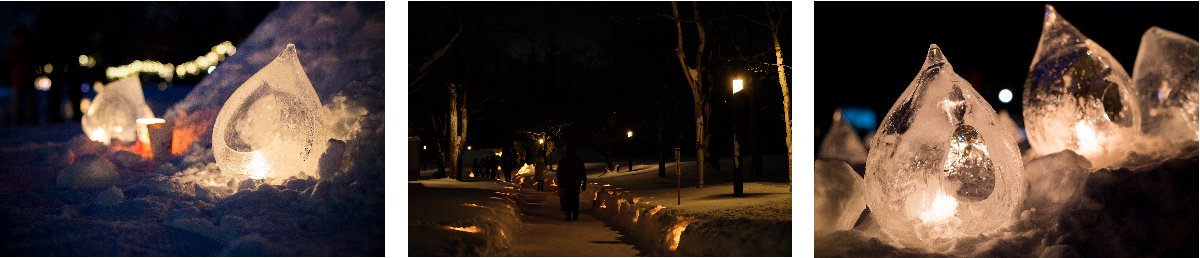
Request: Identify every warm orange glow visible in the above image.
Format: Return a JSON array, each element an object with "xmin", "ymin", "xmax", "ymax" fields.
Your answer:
[
  {"xmin": 668, "ymin": 218, "xmax": 692, "ymax": 251},
  {"xmin": 599, "ymin": 200, "xmax": 607, "ymax": 209},
  {"xmin": 461, "ymin": 203, "xmax": 483, "ymax": 208},
  {"xmin": 648, "ymin": 205, "xmax": 665, "ymax": 217},
  {"xmin": 445, "ymin": 225, "xmax": 481, "ymax": 233},
  {"xmin": 136, "ymin": 118, "xmax": 165, "ymax": 159},
  {"xmin": 171, "ymin": 108, "xmax": 218, "ymax": 155},
  {"xmin": 733, "ymin": 80, "xmax": 743, "ymax": 94}
]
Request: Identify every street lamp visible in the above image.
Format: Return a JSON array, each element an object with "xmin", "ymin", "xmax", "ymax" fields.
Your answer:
[
  {"xmin": 732, "ymin": 79, "xmax": 744, "ymax": 197},
  {"xmin": 467, "ymin": 146, "xmax": 472, "ymax": 150},
  {"xmin": 627, "ymin": 131, "xmax": 633, "ymax": 172}
]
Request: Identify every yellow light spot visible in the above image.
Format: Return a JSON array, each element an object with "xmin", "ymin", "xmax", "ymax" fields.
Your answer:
[
  {"xmin": 249, "ymin": 151, "xmax": 270, "ymax": 179},
  {"xmin": 90, "ymin": 128, "xmax": 110, "ymax": 145},
  {"xmin": 668, "ymin": 219, "xmax": 692, "ymax": 251},
  {"xmin": 461, "ymin": 203, "xmax": 483, "ymax": 208},
  {"xmin": 445, "ymin": 225, "xmax": 481, "ymax": 233},
  {"xmin": 918, "ymin": 189, "xmax": 958, "ymax": 223}
]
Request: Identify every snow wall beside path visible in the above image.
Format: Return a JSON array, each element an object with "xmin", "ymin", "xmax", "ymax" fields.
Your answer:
[
  {"xmin": 408, "ymin": 179, "xmax": 526, "ymax": 256},
  {"xmin": 589, "ymin": 184, "xmax": 792, "ymax": 256},
  {"xmin": 165, "ymin": 1, "xmax": 384, "ymax": 149}
]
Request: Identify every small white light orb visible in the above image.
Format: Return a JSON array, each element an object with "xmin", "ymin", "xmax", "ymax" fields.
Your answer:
[{"xmin": 998, "ymin": 89, "xmax": 1013, "ymax": 103}]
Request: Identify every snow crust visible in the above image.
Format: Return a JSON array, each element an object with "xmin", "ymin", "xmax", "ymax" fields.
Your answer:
[
  {"xmin": 1, "ymin": 2, "xmax": 384, "ymax": 255},
  {"xmin": 817, "ymin": 149, "xmax": 1198, "ymax": 257}
]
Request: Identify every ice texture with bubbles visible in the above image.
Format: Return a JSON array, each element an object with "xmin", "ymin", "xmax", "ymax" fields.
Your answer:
[
  {"xmin": 82, "ymin": 77, "xmax": 155, "ymax": 145},
  {"xmin": 1023, "ymin": 5, "xmax": 1141, "ymax": 166},
  {"xmin": 1132, "ymin": 27, "xmax": 1199, "ymax": 143},
  {"xmin": 213, "ymin": 44, "xmax": 327, "ymax": 181},
  {"xmin": 865, "ymin": 45, "xmax": 1024, "ymax": 249}
]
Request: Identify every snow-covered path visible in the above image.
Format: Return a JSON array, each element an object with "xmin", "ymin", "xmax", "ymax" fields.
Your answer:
[{"xmin": 511, "ymin": 185, "xmax": 642, "ymax": 257}]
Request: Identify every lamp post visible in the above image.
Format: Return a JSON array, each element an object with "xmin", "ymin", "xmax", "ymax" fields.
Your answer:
[
  {"xmin": 627, "ymin": 131, "xmax": 633, "ymax": 172},
  {"xmin": 732, "ymin": 79, "xmax": 744, "ymax": 197}
]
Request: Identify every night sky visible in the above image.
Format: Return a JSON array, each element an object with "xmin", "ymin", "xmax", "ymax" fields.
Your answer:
[
  {"xmin": 815, "ymin": 2, "xmax": 1199, "ymax": 139},
  {"xmin": 410, "ymin": 2, "xmax": 791, "ymax": 157},
  {"xmin": 0, "ymin": 2, "xmax": 278, "ymax": 86}
]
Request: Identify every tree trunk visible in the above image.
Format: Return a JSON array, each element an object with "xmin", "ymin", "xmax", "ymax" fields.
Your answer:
[
  {"xmin": 765, "ymin": 1, "xmax": 791, "ymax": 191},
  {"xmin": 448, "ymin": 84, "xmax": 469, "ymax": 181},
  {"xmin": 672, "ymin": 1, "xmax": 712, "ymax": 188}
]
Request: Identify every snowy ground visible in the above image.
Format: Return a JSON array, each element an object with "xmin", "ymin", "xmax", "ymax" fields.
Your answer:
[
  {"xmin": 814, "ymin": 145, "xmax": 1198, "ymax": 257},
  {"xmin": 410, "ymin": 151, "xmax": 793, "ymax": 256}
]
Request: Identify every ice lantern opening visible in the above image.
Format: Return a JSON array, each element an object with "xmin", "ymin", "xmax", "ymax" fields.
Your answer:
[
  {"xmin": 82, "ymin": 77, "xmax": 155, "ymax": 145},
  {"xmin": 865, "ymin": 45, "xmax": 1023, "ymax": 249},
  {"xmin": 213, "ymin": 44, "xmax": 327, "ymax": 181},
  {"xmin": 1022, "ymin": 5, "xmax": 1141, "ymax": 167}
]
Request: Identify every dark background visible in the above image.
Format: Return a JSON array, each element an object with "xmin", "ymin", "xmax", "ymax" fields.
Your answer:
[{"xmin": 814, "ymin": 2, "xmax": 1199, "ymax": 143}]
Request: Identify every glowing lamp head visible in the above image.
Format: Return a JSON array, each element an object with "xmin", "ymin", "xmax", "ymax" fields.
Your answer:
[
  {"xmin": 998, "ymin": 89, "xmax": 1013, "ymax": 103},
  {"xmin": 627, "ymin": 131, "xmax": 633, "ymax": 138},
  {"xmin": 732, "ymin": 79, "xmax": 743, "ymax": 94},
  {"xmin": 423, "ymin": 145, "xmax": 427, "ymax": 150},
  {"xmin": 467, "ymin": 146, "xmax": 472, "ymax": 150},
  {"xmin": 539, "ymin": 139, "xmax": 544, "ymax": 144}
]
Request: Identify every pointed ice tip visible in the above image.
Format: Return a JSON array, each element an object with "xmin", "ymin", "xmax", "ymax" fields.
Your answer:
[
  {"xmin": 279, "ymin": 43, "xmax": 298, "ymax": 59},
  {"xmin": 925, "ymin": 44, "xmax": 945, "ymax": 65},
  {"xmin": 1043, "ymin": 4, "xmax": 1058, "ymax": 25}
]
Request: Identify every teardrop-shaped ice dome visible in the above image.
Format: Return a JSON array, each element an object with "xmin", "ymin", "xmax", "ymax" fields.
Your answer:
[
  {"xmin": 82, "ymin": 76, "xmax": 155, "ymax": 145},
  {"xmin": 1132, "ymin": 26, "xmax": 1199, "ymax": 144},
  {"xmin": 1023, "ymin": 5, "xmax": 1141, "ymax": 167},
  {"xmin": 213, "ymin": 44, "xmax": 327, "ymax": 181},
  {"xmin": 865, "ymin": 45, "xmax": 1024, "ymax": 249}
]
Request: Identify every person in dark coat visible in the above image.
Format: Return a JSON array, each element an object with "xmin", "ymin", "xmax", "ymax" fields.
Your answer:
[
  {"xmin": 471, "ymin": 158, "xmax": 479, "ymax": 177},
  {"xmin": 500, "ymin": 155, "xmax": 513, "ymax": 182},
  {"xmin": 556, "ymin": 146, "xmax": 587, "ymax": 221}
]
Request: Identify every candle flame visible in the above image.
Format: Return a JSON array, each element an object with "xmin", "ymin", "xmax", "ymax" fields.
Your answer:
[{"xmin": 248, "ymin": 151, "xmax": 270, "ymax": 179}]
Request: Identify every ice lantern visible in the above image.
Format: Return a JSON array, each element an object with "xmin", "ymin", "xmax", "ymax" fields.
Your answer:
[
  {"xmin": 213, "ymin": 44, "xmax": 327, "ymax": 181},
  {"xmin": 82, "ymin": 77, "xmax": 155, "ymax": 145},
  {"xmin": 865, "ymin": 45, "xmax": 1024, "ymax": 249},
  {"xmin": 1132, "ymin": 27, "xmax": 1199, "ymax": 143},
  {"xmin": 1023, "ymin": 5, "xmax": 1141, "ymax": 165}
]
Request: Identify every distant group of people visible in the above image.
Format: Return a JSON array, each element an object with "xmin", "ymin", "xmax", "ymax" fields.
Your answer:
[
  {"xmin": 470, "ymin": 152, "xmax": 518, "ymax": 182},
  {"xmin": 464, "ymin": 145, "xmax": 588, "ymax": 221}
]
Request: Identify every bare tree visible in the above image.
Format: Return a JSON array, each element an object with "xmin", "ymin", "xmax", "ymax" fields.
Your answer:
[
  {"xmin": 763, "ymin": 1, "xmax": 791, "ymax": 191},
  {"xmin": 670, "ymin": 1, "xmax": 715, "ymax": 188}
]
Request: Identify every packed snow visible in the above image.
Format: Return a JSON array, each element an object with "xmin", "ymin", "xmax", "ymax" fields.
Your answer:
[{"xmin": 0, "ymin": 2, "xmax": 383, "ymax": 256}]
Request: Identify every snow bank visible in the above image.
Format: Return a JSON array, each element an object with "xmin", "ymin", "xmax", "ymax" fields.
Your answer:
[
  {"xmin": 408, "ymin": 179, "xmax": 525, "ymax": 256},
  {"xmin": 165, "ymin": 1, "xmax": 383, "ymax": 150},
  {"xmin": 587, "ymin": 182, "xmax": 792, "ymax": 256},
  {"xmin": 816, "ymin": 150, "xmax": 1198, "ymax": 257}
]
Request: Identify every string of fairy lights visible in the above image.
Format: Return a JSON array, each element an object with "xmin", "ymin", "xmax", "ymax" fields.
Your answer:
[{"xmin": 102, "ymin": 41, "xmax": 237, "ymax": 81}]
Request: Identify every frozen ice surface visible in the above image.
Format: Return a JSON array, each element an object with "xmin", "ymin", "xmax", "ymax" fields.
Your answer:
[
  {"xmin": 81, "ymin": 77, "xmax": 154, "ymax": 145},
  {"xmin": 865, "ymin": 45, "xmax": 1024, "ymax": 249},
  {"xmin": 1023, "ymin": 5, "xmax": 1141, "ymax": 167},
  {"xmin": 818, "ymin": 108, "xmax": 868, "ymax": 165},
  {"xmin": 213, "ymin": 44, "xmax": 327, "ymax": 182},
  {"xmin": 997, "ymin": 110, "xmax": 1026, "ymax": 144},
  {"xmin": 814, "ymin": 159, "xmax": 866, "ymax": 234},
  {"xmin": 1132, "ymin": 27, "xmax": 1199, "ymax": 143}
]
